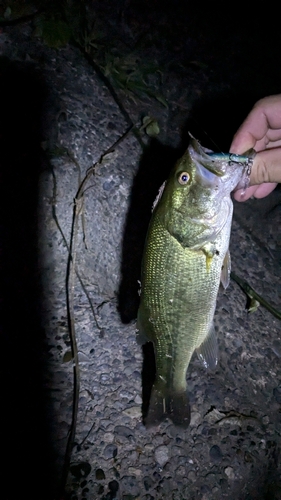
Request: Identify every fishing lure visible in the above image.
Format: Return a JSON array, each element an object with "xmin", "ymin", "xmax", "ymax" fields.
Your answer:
[{"xmin": 207, "ymin": 150, "xmax": 256, "ymax": 193}]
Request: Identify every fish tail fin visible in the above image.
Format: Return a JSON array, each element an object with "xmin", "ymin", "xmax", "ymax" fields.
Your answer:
[
  {"xmin": 196, "ymin": 322, "xmax": 218, "ymax": 370},
  {"xmin": 145, "ymin": 384, "xmax": 190, "ymax": 428}
]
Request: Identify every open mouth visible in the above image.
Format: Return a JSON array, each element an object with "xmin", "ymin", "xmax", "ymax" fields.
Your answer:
[{"xmin": 188, "ymin": 136, "xmax": 226, "ymax": 182}]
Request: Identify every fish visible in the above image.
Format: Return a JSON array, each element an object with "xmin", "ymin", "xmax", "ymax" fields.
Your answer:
[{"xmin": 137, "ymin": 136, "xmax": 255, "ymax": 427}]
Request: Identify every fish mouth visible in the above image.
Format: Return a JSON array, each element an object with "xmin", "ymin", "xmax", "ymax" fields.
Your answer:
[{"xmin": 188, "ymin": 134, "xmax": 227, "ymax": 182}]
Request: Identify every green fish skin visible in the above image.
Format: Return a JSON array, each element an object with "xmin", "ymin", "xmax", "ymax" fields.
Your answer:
[{"xmin": 137, "ymin": 137, "xmax": 254, "ymax": 428}]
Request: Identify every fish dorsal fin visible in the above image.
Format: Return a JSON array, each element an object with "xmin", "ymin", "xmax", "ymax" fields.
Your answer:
[
  {"xmin": 196, "ymin": 323, "xmax": 218, "ymax": 370},
  {"xmin": 220, "ymin": 249, "xmax": 231, "ymax": 289}
]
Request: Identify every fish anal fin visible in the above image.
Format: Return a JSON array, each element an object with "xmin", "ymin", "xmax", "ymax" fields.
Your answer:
[
  {"xmin": 196, "ymin": 323, "xmax": 218, "ymax": 371},
  {"xmin": 136, "ymin": 307, "xmax": 152, "ymax": 345},
  {"xmin": 145, "ymin": 384, "xmax": 190, "ymax": 428},
  {"xmin": 136, "ymin": 325, "xmax": 149, "ymax": 346},
  {"xmin": 220, "ymin": 249, "xmax": 231, "ymax": 289}
]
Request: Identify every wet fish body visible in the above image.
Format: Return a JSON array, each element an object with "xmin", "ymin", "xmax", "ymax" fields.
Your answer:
[{"xmin": 137, "ymin": 138, "xmax": 254, "ymax": 427}]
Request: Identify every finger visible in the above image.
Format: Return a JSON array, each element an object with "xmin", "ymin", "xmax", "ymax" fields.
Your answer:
[
  {"xmin": 255, "ymin": 136, "xmax": 281, "ymax": 151},
  {"xmin": 232, "ymin": 132, "xmax": 281, "ymax": 154},
  {"xmin": 251, "ymin": 183, "xmax": 278, "ymax": 198},
  {"xmin": 232, "ymin": 183, "xmax": 277, "ymax": 202},
  {"xmin": 250, "ymin": 148, "xmax": 281, "ymax": 184},
  {"xmin": 233, "ymin": 185, "xmax": 259, "ymax": 201},
  {"xmin": 230, "ymin": 108, "xmax": 272, "ymax": 153},
  {"xmin": 263, "ymin": 129, "xmax": 281, "ymax": 143},
  {"xmin": 230, "ymin": 130, "xmax": 259, "ymax": 154},
  {"xmin": 233, "ymin": 147, "xmax": 281, "ymax": 202},
  {"xmin": 230, "ymin": 94, "xmax": 281, "ymax": 154}
]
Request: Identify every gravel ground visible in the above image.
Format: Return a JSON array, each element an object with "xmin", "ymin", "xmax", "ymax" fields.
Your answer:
[{"xmin": 1, "ymin": 9, "xmax": 281, "ymax": 500}]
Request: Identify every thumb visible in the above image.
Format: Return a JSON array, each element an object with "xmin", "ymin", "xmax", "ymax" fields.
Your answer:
[
  {"xmin": 250, "ymin": 148, "xmax": 281, "ymax": 185},
  {"xmin": 230, "ymin": 131, "xmax": 256, "ymax": 155}
]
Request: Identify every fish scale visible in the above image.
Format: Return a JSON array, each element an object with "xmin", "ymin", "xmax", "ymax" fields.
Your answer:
[{"xmin": 137, "ymin": 137, "xmax": 255, "ymax": 427}]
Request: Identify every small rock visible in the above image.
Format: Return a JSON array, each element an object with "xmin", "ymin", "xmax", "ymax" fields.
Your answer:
[
  {"xmin": 103, "ymin": 180, "xmax": 114, "ymax": 191},
  {"xmin": 190, "ymin": 411, "xmax": 201, "ymax": 427},
  {"xmin": 144, "ymin": 443, "xmax": 154, "ymax": 452},
  {"xmin": 209, "ymin": 444, "xmax": 223, "ymax": 462},
  {"xmin": 144, "ymin": 476, "xmax": 154, "ymax": 491},
  {"xmin": 119, "ymin": 389, "xmax": 134, "ymax": 399},
  {"xmin": 128, "ymin": 467, "xmax": 142, "ymax": 476},
  {"xmin": 187, "ymin": 470, "xmax": 196, "ymax": 482},
  {"xmin": 123, "ymin": 406, "xmax": 142, "ymax": 418},
  {"xmin": 115, "ymin": 425, "xmax": 134, "ymax": 439},
  {"xmin": 100, "ymin": 373, "xmax": 111, "ymax": 384},
  {"xmin": 104, "ymin": 444, "xmax": 118, "ymax": 459},
  {"xmin": 225, "ymin": 466, "xmax": 235, "ymax": 480},
  {"xmin": 155, "ymin": 445, "xmax": 169, "ymax": 467},
  {"xmin": 78, "ymin": 351, "xmax": 90, "ymax": 362},
  {"xmin": 204, "ymin": 408, "xmax": 225, "ymax": 424},
  {"xmin": 134, "ymin": 394, "xmax": 142, "ymax": 404},
  {"xmin": 99, "ymin": 419, "xmax": 112, "ymax": 429},
  {"xmin": 103, "ymin": 432, "xmax": 114, "ymax": 443}
]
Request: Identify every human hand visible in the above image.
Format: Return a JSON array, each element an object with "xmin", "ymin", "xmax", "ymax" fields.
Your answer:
[{"xmin": 230, "ymin": 94, "xmax": 281, "ymax": 201}]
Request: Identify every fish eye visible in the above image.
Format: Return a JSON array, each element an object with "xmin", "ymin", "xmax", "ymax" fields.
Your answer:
[{"xmin": 178, "ymin": 172, "xmax": 190, "ymax": 185}]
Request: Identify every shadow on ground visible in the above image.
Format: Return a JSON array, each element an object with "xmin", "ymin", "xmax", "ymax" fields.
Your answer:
[
  {"xmin": 118, "ymin": 139, "xmax": 184, "ymax": 425},
  {"xmin": 0, "ymin": 57, "xmax": 61, "ymax": 499},
  {"xmin": 118, "ymin": 138, "xmax": 184, "ymax": 323}
]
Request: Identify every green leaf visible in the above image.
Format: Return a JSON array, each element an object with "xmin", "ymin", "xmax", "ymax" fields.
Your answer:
[
  {"xmin": 142, "ymin": 116, "xmax": 160, "ymax": 137},
  {"xmin": 154, "ymin": 93, "xmax": 168, "ymax": 108},
  {"xmin": 248, "ymin": 298, "xmax": 260, "ymax": 313},
  {"xmin": 63, "ymin": 351, "xmax": 73, "ymax": 363}
]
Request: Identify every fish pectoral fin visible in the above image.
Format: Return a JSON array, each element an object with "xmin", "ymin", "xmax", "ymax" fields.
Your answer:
[
  {"xmin": 220, "ymin": 249, "xmax": 231, "ymax": 289},
  {"xmin": 196, "ymin": 323, "xmax": 218, "ymax": 371},
  {"xmin": 145, "ymin": 383, "xmax": 190, "ymax": 428},
  {"xmin": 202, "ymin": 242, "xmax": 217, "ymax": 271}
]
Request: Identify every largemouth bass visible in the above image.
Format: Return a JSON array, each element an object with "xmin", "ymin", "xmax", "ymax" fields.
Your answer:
[{"xmin": 137, "ymin": 137, "xmax": 255, "ymax": 427}]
